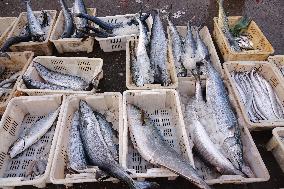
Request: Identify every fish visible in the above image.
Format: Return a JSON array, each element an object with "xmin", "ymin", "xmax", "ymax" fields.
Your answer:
[
  {"xmin": 181, "ymin": 23, "xmax": 197, "ymax": 72},
  {"xmin": 22, "ymin": 75, "xmax": 69, "ymax": 90},
  {"xmin": 94, "ymin": 111, "xmax": 118, "ymax": 161},
  {"xmin": 75, "ymin": 13, "xmax": 121, "ymax": 31},
  {"xmin": 203, "ymin": 59, "xmax": 253, "ymax": 177},
  {"xmin": 67, "ymin": 110, "xmax": 88, "ymax": 171},
  {"xmin": 0, "ymin": 88, "xmax": 12, "ymax": 98},
  {"xmin": 167, "ymin": 16, "xmax": 187, "ymax": 77},
  {"xmin": 186, "ymin": 79, "xmax": 244, "ymax": 176},
  {"xmin": 150, "ymin": 10, "xmax": 170, "ymax": 85},
  {"xmin": 235, "ymin": 36, "xmax": 254, "ymax": 50},
  {"xmin": 8, "ymin": 108, "xmax": 59, "ymax": 158},
  {"xmin": 26, "ymin": 1, "xmax": 45, "ymax": 41},
  {"xmin": 0, "ymin": 71, "xmax": 21, "ymax": 88},
  {"xmin": 0, "ymin": 35, "xmax": 32, "ymax": 52},
  {"xmin": 33, "ymin": 62, "xmax": 90, "ymax": 91},
  {"xmin": 127, "ymin": 104, "xmax": 210, "ymax": 189},
  {"xmin": 132, "ymin": 16, "xmax": 154, "ymax": 87},
  {"xmin": 72, "ymin": 0, "xmax": 88, "ymax": 38},
  {"xmin": 217, "ymin": 0, "xmax": 241, "ymax": 52},
  {"xmin": 60, "ymin": 0, "xmax": 75, "ymax": 38},
  {"xmin": 79, "ymin": 100, "xmax": 159, "ymax": 189},
  {"xmin": 84, "ymin": 25, "xmax": 115, "ymax": 38}
]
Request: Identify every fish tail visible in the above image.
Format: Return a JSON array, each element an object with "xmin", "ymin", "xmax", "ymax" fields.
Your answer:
[
  {"xmin": 241, "ymin": 164, "xmax": 254, "ymax": 178},
  {"xmin": 132, "ymin": 181, "xmax": 160, "ymax": 189}
]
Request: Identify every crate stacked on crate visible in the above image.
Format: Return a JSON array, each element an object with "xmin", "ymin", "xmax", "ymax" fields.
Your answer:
[
  {"xmin": 122, "ymin": 89, "xmax": 194, "ymax": 180},
  {"xmin": 177, "ymin": 78, "xmax": 270, "ymax": 184},
  {"xmin": 0, "ymin": 51, "xmax": 34, "ymax": 114},
  {"xmin": 213, "ymin": 16, "xmax": 274, "ymax": 61},
  {"xmin": 266, "ymin": 127, "xmax": 284, "ymax": 173},
  {"xmin": 50, "ymin": 8, "xmax": 96, "ymax": 54},
  {"xmin": 96, "ymin": 14, "xmax": 153, "ymax": 52},
  {"xmin": 7, "ymin": 10, "xmax": 57, "ymax": 56},
  {"xmin": 50, "ymin": 93, "xmax": 122, "ymax": 186},
  {"xmin": 223, "ymin": 61, "xmax": 284, "ymax": 130},
  {"xmin": 0, "ymin": 17, "xmax": 17, "ymax": 47},
  {"xmin": 0, "ymin": 95, "xmax": 64, "ymax": 188},
  {"xmin": 17, "ymin": 56, "xmax": 103, "ymax": 96}
]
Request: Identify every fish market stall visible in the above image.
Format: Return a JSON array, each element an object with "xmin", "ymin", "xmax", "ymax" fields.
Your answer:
[
  {"xmin": 0, "ymin": 51, "xmax": 33, "ymax": 114},
  {"xmin": 0, "ymin": 95, "xmax": 64, "ymax": 188}
]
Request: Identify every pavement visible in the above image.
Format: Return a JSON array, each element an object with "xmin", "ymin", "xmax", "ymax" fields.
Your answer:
[{"xmin": 0, "ymin": 0, "xmax": 284, "ymax": 188}]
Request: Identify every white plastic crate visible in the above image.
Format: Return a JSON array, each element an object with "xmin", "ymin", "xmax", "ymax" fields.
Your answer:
[
  {"xmin": 95, "ymin": 14, "xmax": 153, "ymax": 52},
  {"xmin": 50, "ymin": 93, "xmax": 122, "ymax": 186},
  {"xmin": 126, "ymin": 39, "xmax": 178, "ymax": 90},
  {"xmin": 0, "ymin": 17, "xmax": 17, "ymax": 47},
  {"xmin": 7, "ymin": 10, "xmax": 57, "ymax": 56},
  {"xmin": 50, "ymin": 8, "xmax": 96, "ymax": 54},
  {"xmin": 122, "ymin": 89, "xmax": 194, "ymax": 180},
  {"xmin": 178, "ymin": 78, "xmax": 270, "ymax": 184},
  {"xmin": 223, "ymin": 61, "xmax": 284, "ymax": 130},
  {"xmin": 0, "ymin": 95, "xmax": 64, "ymax": 188},
  {"xmin": 17, "ymin": 56, "xmax": 103, "ymax": 96},
  {"xmin": 0, "ymin": 51, "xmax": 34, "ymax": 114},
  {"xmin": 266, "ymin": 127, "xmax": 284, "ymax": 173}
]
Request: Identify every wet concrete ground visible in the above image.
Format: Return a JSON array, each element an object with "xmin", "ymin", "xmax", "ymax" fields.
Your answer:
[{"xmin": 0, "ymin": 0, "xmax": 284, "ymax": 188}]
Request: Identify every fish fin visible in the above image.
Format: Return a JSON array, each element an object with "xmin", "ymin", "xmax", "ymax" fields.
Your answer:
[{"xmin": 133, "ymin": 181, "xmax": 160, "ymax": 189}]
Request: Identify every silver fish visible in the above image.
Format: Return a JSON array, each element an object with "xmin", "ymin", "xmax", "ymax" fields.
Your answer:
[
  {"xmin": 133, "ymin": 16, "xmax": 154, "ymax": 87},
  {"xmin": 186, "ymin": 79, "xmax": 244, "ymax": 176},
  {"xmin": 72, "ymin": 0, "xmax": 88, "ymax": 38},
  {"xmin": 68, "ymin": 111, "xmax": 87, "ymax": 171},
  {"xmin": 204, "ymin": 59, "xmax": 253, "ymax": 177},
  {"xmin": 127, "ymin": 104, "xmax": 210, "ymax": 189},
  {"xmin": 22, "ymin": 75, "xmax": 69, "ymax": 90},
  {"xmin": 8, "ymin": 108, "xmax": 59, "ymax": 158},
  {"xmin": 167, "ymin": 16, "xmax": 187, "ymax": 77},
  {"xmin": 0, "ymin": 71, "xmax": 21, "ymax": 88},
  {"xmin": 217, "ymin": 0, "xmax": 241, "ymax": 52},
  {"xmin": 79, "ymin": 101, "xmax": 158, "ymax": 189},
  {"xmin": 60, "ymin": 0, "xmax": 75, "ymax": 38},
  {"xmin": 150, "ymin": 10, "xmax": 171, "ymax": 85},
  {"xmin": 94, "ymin": 111, "xmax": 118, "ymax": 161},
  {"xmin": 26, "ymin": 1, "xmax": 45, "ymax": 40},
  {"xmin": 182, "ymin": 23, "xmax": 197, "ymax": 72},
  {"xmin": 33, "ymin": 62, "xmax": 90, "ymax": 91}
]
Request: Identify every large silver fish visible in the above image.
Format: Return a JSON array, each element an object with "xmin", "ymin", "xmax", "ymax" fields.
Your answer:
[
  {"xmin": 22, "ymin": 75, "xmax": 69, "ymax": 90},
  {"xmin": 26, "ymin": 1, "xmax": 45, "ymax": 41},
  {"xmin": 127, "ymin": 104, "xmax": 210, "ymax": 189},
  {"xmin": 8, "ymin": 108, "xmax": 59, "ymax": 158},
  {"xmin": 60, "ymin": 0, "xmax": 75, "ymax": 38},
  {"xmin": 33, "ymin": 62, "xmax": 90, "ymax": 91},
  {"xmin": 217, "ymin": 0, "xmax": 241, "ymax": 52},
  {"xmin": 67, "ymin": 111, "xmax": 88, "ymax": 171},
  {"xmin": 150, "ymin": 10, "xmax": 171, "ymax": 85},
  {"xmin": 132, "ymin": 16, "xmax": 154, "ymax": 87},
  {"xmin": 204, "ymin": 59, "xmax": 253, "ymax": 177},
  {"xmin": 79, "ymin": 100, "xmax": 158, "ymax": 189},
  {"xmin": 182, "ymin": 23, "xmax": 197, "ymax": 72},
  {"xmin": 167, "ymin": 16, "xmax": 187, "ymax": 77},
  {"xmin": 186, "ymin": 79, "xmax": 244, "ymax": 176},
  {"xmin": 72, "ymin": 0, "xmax": 88, "ymax": 38}
]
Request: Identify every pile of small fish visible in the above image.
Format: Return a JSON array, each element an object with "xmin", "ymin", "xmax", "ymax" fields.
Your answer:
[
  {"xmin": 183, "ymin": 59, "xmax": 254, "ymax": 179},
  {"xmin": 7, "ymin": 108, "xmax": 59, "ymax": 177},
  {"xmin": 231, "ymin": 69, "xmax": 284, "ymax": 122},
  {"xmin": 217, "ymin": 0, "xmax": 253, "ymax": 51},
  {"xmin": 59, "ymin": 0, "xmax": 150, "ymax": 39},
  {"xmin": 0, "ymin": 65, "xmax": 21, "ymax": 98},
  {"xmin": 168, "ymin": 20, "xmax": 210, "ymax": 77},
  {"xmin": 0, "ymin": 1, "xmax": 52, "ymax": 52},
  {"xmin": 22, "ymin": 62, "xmax": 92, "ymax": 91},
  {"xmin": 131, "ymin": 10, "xmax": 171, "ymax": 87},
  {"xmin": 67, "ymin": 100, "xmax": 159, "ymax": 189},
  {"xmin": 127, "ymin": 104, "xmax": 211, "ymax": 189}
]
